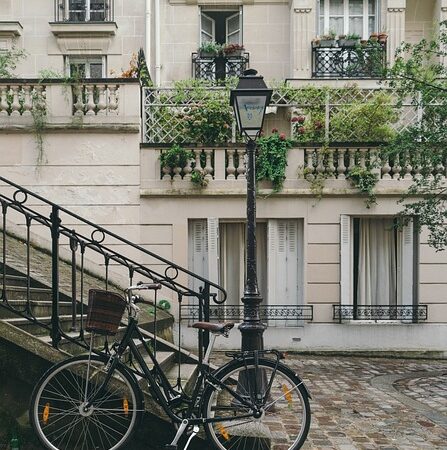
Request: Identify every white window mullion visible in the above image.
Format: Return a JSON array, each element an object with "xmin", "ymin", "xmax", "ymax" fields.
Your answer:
[
  {"xmin": 344, "ymin": 0, "xmax": 349, "ymax": 35},
  {"xmin": 363, "ymin": 0, "xmax": 368, "ymax": 39},
  {"xmin": 324, "ymin": 2, "xmax": 329, "ymax": 34},
  {"xmin": 207, "ymin": 218, "xmax": 219, "ymax": 299},
  {"xmin": 340, "ymin": 215, "xmax": 352, "ymax": 305},
  {"xmin": 400, "ymin": 220, "xmax": 414, "ymax": 307}
]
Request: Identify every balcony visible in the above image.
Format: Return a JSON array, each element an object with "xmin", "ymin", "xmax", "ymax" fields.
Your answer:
[
  {"xmin": 54, "ymin": 0, "xmax": 114, "ymax": 22},
  {"xmin": 333, "ymin": 305, "xmax": 428, "ymax": 323},
  {"xmin": 0, "ymin": 78, "xmax": 139, "ymax": 131},
  {"xmin": 312, "ymin": 44, "xmax": 386, "ymax": 79},
  {"xmin": 192, "ymin": 53, "xmax": 249, "ymax": 82}
]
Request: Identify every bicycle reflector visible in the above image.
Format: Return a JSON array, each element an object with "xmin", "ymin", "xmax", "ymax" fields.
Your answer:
[
  {"xmin": 282, "ymin": 384, "xmax": 293, "ymax": 409},
  {"xmin": 123, "ymin": 398, "xmax": 129, "ymax": 416},
  {"xmin": 42, "ymin": 403, "xmax": 50, "ymax": 424},
  {"xmin": 217, "ymin": 423, "xmax": 230, "ymax": 441}
]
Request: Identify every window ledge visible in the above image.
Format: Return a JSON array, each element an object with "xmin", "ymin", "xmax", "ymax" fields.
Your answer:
[
  {"xmin": 0, "ymin": 21, "xmax": 23, "ymax": 37},
  {"xmin": 342, "ymin": 320, "xmax": 419, "ymax": 325},
  {"xmin": 49, "ymin": 22, "xmax": 117, "ymax": 37}
]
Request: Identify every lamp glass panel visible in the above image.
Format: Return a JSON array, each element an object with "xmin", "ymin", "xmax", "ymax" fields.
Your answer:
[{"xmin": 235, "ymin": 95, "xmax": 267, "ymax": 131}]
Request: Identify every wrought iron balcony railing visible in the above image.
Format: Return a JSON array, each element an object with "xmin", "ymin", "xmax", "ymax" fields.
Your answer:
[
  {"xmin": 192, "ymin": 52, "xmax": 249, "ymax": 82},
  {"xmin": 312, "ymin": 44, "xmax": 386, "ymax": 79},
  {"xmin": 333, "ymin": 305, "xmax": 428, "ymax": 323},
  {"xmin": 54, "ymin": 0, "xmax": 114, "ymax": 22},
  {"xmin": 181, "ymin": 304, "xmax": 313, "ymax": 327}
]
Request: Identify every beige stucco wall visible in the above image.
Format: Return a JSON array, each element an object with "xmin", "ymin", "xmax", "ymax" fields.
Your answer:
[{"xmin": 0, "ymin": 0, "xmax": 145, "ymax": 77}]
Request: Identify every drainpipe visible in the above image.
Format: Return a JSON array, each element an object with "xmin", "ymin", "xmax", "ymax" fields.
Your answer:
[
  {"xmin": 154, "ymin": 0, "xmax": 161, "ymax": 85},
  {"xmin": 145, "ymin": 0, "xmax": 151, "ymax": 65}
]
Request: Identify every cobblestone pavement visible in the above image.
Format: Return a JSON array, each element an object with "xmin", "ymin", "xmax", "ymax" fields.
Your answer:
[{"xmin": 282, "ymin": 355, "xmax": 447, "ymax": 449}]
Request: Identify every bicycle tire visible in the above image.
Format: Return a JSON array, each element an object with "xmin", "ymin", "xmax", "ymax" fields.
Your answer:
[
  {"xmin": 201, "ymin": 357, "xmax": 311, "ymax": 450},
  {"xmin": 29, "ymin": 354, "xmax": 144, "ymax": 450}
]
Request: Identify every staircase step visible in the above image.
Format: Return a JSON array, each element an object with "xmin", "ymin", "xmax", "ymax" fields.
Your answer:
[
  {"xmin": 0, "ymin": 300, "xmax": 74, "ymax": 319},
  {"xmin": 165, "ymin": 363, "xmax": 199, "ymax": 394},
  {"xmin": 3, "ymin": 286, "xmax": 53, "ymax": 302},
  {"xmin": 4, "ymin": 314, "xmax": 83, "ymax": 335},
  {"xmin": 0, "ymin": 274, "xmax": 29, "ymax": 287}
]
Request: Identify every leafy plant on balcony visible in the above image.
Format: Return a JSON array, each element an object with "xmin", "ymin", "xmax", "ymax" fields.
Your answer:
[
  {"xmin": 0, "ymin": 47, "xmax": 27, "ymax": 78},
  {"xmin": 346, "ymin": 166, "xmax": 378, "ymax": 208},
  {"xmin": 329, "ymin": 92, "xmax": 397, "ymax": 142},
  {"xmin": 191, "ymin": 170, "xmax": 209, "ymax": 187},
  {"xmin": 222, "ymin": 43, "xmax": 245, "ymax": 56},
  {"xmin": 198, "ymin": 41, "xmax": 222, "ymax": 56},
  {"xmin": 159, "ymin": 144, "xmax": 194, "ymax": 170},
  {"xmin": 179, "ymin": 97, "xmax": 233, "ymax": 144},
  {"xmin": 256, "ymin": 130, "xmax": 293, "ymax": 192}
]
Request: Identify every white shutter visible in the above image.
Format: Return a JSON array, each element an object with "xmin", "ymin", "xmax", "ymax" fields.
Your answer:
[
  {"xmin": 340, "ymin": 215, "xmax": 352, "ymax": 305},
  {"xmin": 188, "ymin": 220, "xmax": 208, "ymax": 295},
  {"xmin": 207, "ymin": 218, "xmax": 219, "ymax": 296},
  {"xmin": 201, "ymin": 13, "xmax": 215, "ymax": 43},
  {"xmin": 226, "ymin": 12, "xmax": 241, "ymax": 44},
  {"xmin": 399, "ymin": 219, "xmax": 414, "ymax": 306}
]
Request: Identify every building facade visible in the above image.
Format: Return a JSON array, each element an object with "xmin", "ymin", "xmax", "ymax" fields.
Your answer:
[{"xmin": 1, "ymin": 0, "xmax": 447, "ymax": 353}]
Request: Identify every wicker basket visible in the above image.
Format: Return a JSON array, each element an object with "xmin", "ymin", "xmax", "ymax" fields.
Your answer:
[{"xmin": 86, "ymin": 289, "xmax": 127, "ymax": 336}]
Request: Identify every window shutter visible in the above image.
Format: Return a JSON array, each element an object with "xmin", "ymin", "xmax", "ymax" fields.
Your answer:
[
  {"xmin": 399, "ymin": 219, "xmax": 414, "ymax": 305},
  {"xmin": 340, "ymin": 215, "xmax": 352, "ymax": 304},
  {"xmin": 201, "ymin": 13, "xmax": 215, "ymax": 43},
  {"xmin": 188, "ymin": 220, "xmax": 208, "ymax": 294},
  {"xmin": 226, "ymin": 12, "xmax": 241, "ymax": 44},
  {"xmin": 207, "ymin": 218, "xmax": 219, "ymax": 296}
]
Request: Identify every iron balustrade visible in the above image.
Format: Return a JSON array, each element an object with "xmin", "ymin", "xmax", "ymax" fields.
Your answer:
[
  {"xmin": 312, "ymin": 44, "xmax": 386, "ymax": 79},
  {"xmin": 181, "ymin": 304, "xmax": 314, "ymax": 327},
  {"xmin": 333, "ymin": 304, "xmax": 428, "ymax": 323},
  {"xmin": 192, "ymin": 53, "xmax": 249, "ymax": 82},
  {"xmin": 0, "ymin": 176, "xmax": 226, "ymax": 361},
  {"xmin": 54, "ymin": 0, "xmax": 114, "ymax": 22}
]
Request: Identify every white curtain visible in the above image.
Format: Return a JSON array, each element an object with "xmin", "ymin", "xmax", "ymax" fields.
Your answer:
[{"xmin": 357, "ymin": 218, "xmax": 397, "ymax": 306}]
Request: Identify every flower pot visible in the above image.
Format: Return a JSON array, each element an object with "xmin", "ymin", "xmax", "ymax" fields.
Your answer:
[
  {"xmin": 339, "ymin": 39, "xmax": 359, "ymax": 47},
  {"xmin": 320, "ymin": 39, "xmax": 336, "ymax": 47},
  {"xmin": 312, "ymin": 40, "xmax": 321, "ymax": 48},
  {"xmin": 378, "ymin": 33, "xmax": 388, "ymax": 44},
  {"xmin": 224, "ymin": 50, "xmax": 243, "ymax": 57},
  {"xmin": 199, "ymin": 51, "xmax": 218, "ymax": 58}
]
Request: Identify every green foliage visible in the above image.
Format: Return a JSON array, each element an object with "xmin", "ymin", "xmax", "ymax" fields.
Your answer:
[
  {"xmin": 330, "ymin": 92, "xmax": 397, "ymax": 142},
  {"xmin": 256, "ymin": 131, "xmax": 293, "ymax": 192},
  {"xmin": 0, "ymin": 47, "xmax": 27, "ymax": 78},
  {"xmin": 179, "ymin": 97, "xmax": 233, "ymax": 144},
  {"xmin": 346, "ymin": 166, "xmax": 378, "ymax": 208},
  {"xmin": 31, "ymin": 88, "xmax": 48, "ymax": 165},
  {"xmin": 191, "ymin": 170, "xmax": 208, "ymax": 187},
  {"xmin": 159, "ymin": 144, "xmax": 193, "ymax": 169},
  {"xmin": 345, "ymin": 33, "xmax": 361, "ymax": 40},
  {"xmin": 383, "ymin": 20, "xmax": 447, "ymax": 249},
  {"xmin": 198, "ymin": 41, "xmax": 222, "ymax": 55}
]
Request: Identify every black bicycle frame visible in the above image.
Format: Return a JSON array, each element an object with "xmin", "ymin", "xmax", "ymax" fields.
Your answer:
[{"xmin": 92, "ymin": 317, "xmax": 262, "ymax": 426}]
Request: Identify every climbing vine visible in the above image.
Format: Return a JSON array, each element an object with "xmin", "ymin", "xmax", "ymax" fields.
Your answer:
[{"xmin": 346, "ymin": 166, "xmax": 379, "ymax": 208}]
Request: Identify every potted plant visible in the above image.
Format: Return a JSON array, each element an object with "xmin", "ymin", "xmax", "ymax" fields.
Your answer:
[
  {"xmin": 222, "ymin": 43, "xmax": 245, "ymax": 57},
  {"xmin": 360, "ymin": 39, "xmax": 368, "ymax": 47},
  {"xmin": 341, "ymin": 33, "xmax": 361, "ymax": 47},
  {"xmin": 198, "ymin": 41, "xmax": 221, "ymax": 57},
  {"xmin": 312, "ymin": 37, "xmax": 321, "ymax": 48},
  {"xmin": 369, "ymin": 32, "xmax": 379, "ymax": 42},
  {"xmin": 337, "ymin": 34, "xmax": 346, "ymax": 46},
  {"xmin": 320, "ymin": 30, "xmax": 337, "ymax": 47},
  {"xmin": 378, "ymin": 31, "xmax": 388, "ymax": 44}
]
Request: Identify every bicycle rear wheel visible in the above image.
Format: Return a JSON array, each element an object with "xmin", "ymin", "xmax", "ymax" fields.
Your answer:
[
  {"xmin": 30, "ymin": 354, "xmax": 143, "ymax": 450},
  {"xmin": 202, "ymin": 357, "xmax": 311, "ymax": 450}
]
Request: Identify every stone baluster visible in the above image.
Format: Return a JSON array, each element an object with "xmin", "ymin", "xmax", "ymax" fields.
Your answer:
[
  {"xmin": 10, "ymin": 86, "xmax": 20, "ymax": 116},
  {"xmin": 0, "ymin": 86, "xmax": 8, "ymax": 116},
  {"xmin": 305, "ymin": 149, "xmax": 315, "ymax": 180},
  {"xmin": 108, "ymin": 85, "xmax": 119, "ymax": 115},
  {"xmin": 22, "ymin": 85, "xmax": 32, "ymax": 116},
  {"xmin": 73, "ymin": 85, "xmax": 85, "ymax": 116},
  {"xmin": 392, "ymin": 153, "xmax": 402, "ymax": 180},
  {"xmin": 85, "ymin": 85, "xmax": 96, "ymax": 116},
  {"xmin": 226, "ymin": 148, "xmax": 236, "ymax": 179},
  {"xmin": 316, "ymin": 148, "xmax": 325, "ymax": 178},
  {"xmin": 370, "ymin": 148, "xmax": 382, "ymax": 178},
  {"xmin": 236, "ymin": 148, "xmax": 246, "ymax": 180},
  {"xmin": 359, "ymin": 148, "xmax": 367, "ymax": 169},
  {"xmin": 402, "ymin": 150, "xmax": 412, "ymax": 180},
  {"xmin": 381, "ymin": 153, "xmax": 392, "ymax": 179},
  {"xmin": 172, "ymin": 165, "xmax": 182, "ymax": 180},
  {"xmin": 336, "ymin": 148, "xmax": 346, "ymax": 179},
  {"xmin": 183, "ymin": 153, "xmax": 193, "ymax": 180},
  {"xmin": 326, "ymin": 148, "xmax": 335, "ymax": 179},
  {"xmin": 348, "ymin": 148, "xmax": 356, "ymax": 172},
  {"xmin": 204, "ymin": 149, "xmax": 213, "ymax": 180},
  {"xmin": 194, "ymin": 149, "xmax": 202, "ymax": 177},
  {"xmin": 96, "ymin": 84, "xmax": 107, "ymax": 115}
]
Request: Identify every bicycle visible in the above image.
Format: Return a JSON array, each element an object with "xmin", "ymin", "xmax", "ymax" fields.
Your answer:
[{"xmin": 29, "ymin": 283, "xmax": 311, "ymax": 450}]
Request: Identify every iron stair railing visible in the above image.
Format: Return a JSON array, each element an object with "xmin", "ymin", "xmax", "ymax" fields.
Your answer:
[{"xmin": 0, "ymin": 176, "xmax": 227, "ymax": 361}]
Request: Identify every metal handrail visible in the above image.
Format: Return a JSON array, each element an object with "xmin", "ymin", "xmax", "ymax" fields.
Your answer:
[{"xmin": 0, "ymin": 176, "xmax": 227, "ymax": 357}]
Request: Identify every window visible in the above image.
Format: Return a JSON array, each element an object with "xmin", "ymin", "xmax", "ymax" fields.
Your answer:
[
  {"xmin": 318, "ymin": 0, "xmax": 377, "ymax": 39},
  {"xmin": 66, "ymin": 0, "xmax": 108, "ymax": 22},
  {"xmin": 340, "ymin": 216, "xmax": 417, "ymax": 312},
  {"xmin": 66, "ymin": 56, "xmax": 105, "ymax": 78},
  {"xmin": 188, "ymin": 219, "xmax": 304, "ymax": 325},
  {"xmin": 200, "ymin": 8, "xmax": 242, "ymax": 45}
]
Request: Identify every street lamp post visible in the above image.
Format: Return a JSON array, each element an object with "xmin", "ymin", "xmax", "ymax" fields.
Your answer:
[{"xmin": 230, "ymin": 69, "xmax": 272, "ymax": 352}]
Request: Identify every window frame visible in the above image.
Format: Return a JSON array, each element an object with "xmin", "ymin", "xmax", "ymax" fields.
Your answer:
[
  {"xmin": 65, "ymin": 0, "xmax": 108, "ymax": 22},
  {"xmin": 199, "ymin": 6, "xmax": 243, "ymax": 46},
  {"xmin": 318, "ymin": 0, "xmax": 379, "ymax": 39},
  {"xmin": 65, "ymin": 55, "xmax": 106, "ymax": 78}
]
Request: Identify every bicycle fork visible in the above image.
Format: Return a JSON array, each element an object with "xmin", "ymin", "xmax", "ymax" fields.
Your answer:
[{"xmin": 165, "ymin": 419, "xmax": 199, "ymax": 450}]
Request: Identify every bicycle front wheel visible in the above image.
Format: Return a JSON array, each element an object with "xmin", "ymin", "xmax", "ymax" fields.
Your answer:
[
  {"xmin": 202, "ymin": 358, "xmax": 311, "ymax": 450},
  {"xmin": 30, "ymin": 354, "xmax": 143, "ymax": 450}
]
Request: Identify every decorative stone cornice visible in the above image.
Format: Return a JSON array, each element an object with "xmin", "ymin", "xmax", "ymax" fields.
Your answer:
[
  {"xmin": 0, "ymin": 21, "xmax": 23, "ymax": 37},
  {"xmin": 387, "ymin": 7, "xmax": 405, "ymax": 12},
  {"xmin": 294, "ymin": 7, "xmax": 312, "ymax": 13}
]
